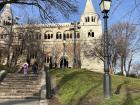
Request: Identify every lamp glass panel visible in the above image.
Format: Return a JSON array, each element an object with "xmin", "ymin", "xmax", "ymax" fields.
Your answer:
[
  {"xmin": 100, "ymin": 1, "xmax": 104, "ymax": 12},
  {"xmin": 104, "ymin": 1, "xmax": 111, "ymax": 11}
]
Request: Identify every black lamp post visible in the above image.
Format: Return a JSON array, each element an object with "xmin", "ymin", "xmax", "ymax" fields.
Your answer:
[
  {"xmin": 62, "ymin": 33, "xmax": 66, "ymax": 69},
  {"xmin": 100, "ymin": 0, "xmax": 112, "ymax": 98},
  {"xmin": 70, "ymin": 22, "xmax": 80, "ymax": 68}
]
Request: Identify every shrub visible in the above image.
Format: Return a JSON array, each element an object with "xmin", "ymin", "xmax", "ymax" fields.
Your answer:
[{"xmin": 0, "ymin": 65, "xmax": 19, "ymax": 73}]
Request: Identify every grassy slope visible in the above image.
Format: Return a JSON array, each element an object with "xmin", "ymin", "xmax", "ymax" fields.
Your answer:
[{"xmin": 50, "ymin": 69, "xmax": 140, "ymax": 105}]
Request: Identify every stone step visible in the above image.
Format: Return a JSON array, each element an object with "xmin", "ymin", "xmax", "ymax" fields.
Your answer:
[
  {"xmin": 2, "ymin": 81, "xmax": 39, "ymax": 84},
  {"xmin": 0, "ymin": 84, "xmax": 39, "ymax": 88},
  {"xmin": 6, "ymin": 77, "xmax": 40, "ymax": 79},
  {"xmin": 6, "ymin": 74, "xmax": 39, "ymax": 76},
  {"xmin": 0, "ymin": 95, "xmax": 40, "ymax": 99},
  {"xmin": 0, "ymin": 92, "xmax": 40, "ymax": 95},
  {"xmin": 6, "ymin": 76, "xmax": 39, "ymax": 79},
  {"xmin": 0, "ymin": 87, "xmax": 40, "ymax": 91},
  {"xmin": 0, "ymin": 89, "xmax": 40, "ymax": 93},
  {"xmin": 0, "ymin": 72, "xmax": 41, "ymax": 99}
]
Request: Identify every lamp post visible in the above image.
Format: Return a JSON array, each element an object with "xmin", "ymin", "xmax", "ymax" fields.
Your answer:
[
  {"xmin": 62, "ymin": 34, "xmax": 66, "ymax": 69},
  {"xmin": 100, "ymin": 0, "xmax": 112, "ymax": 98},
  {"xmin": 70, "ymin": 22, "xmax": 80, "ymax": 68}
]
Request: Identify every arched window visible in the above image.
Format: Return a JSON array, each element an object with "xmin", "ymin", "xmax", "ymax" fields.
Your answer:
[
  {"xmin": 39, "ymin": 34, "xmax": 41, "ymax": 39},
  {"xmin": 85, "ymin": 17, "xmax": 87, "ymax": 22},
  {"xmin": 44, "ymin": 34, "xmax": 47, "ymax": 39},
  {"xmin": 92, "ymin": 16, "xmax": 94, "ymax": 22},
  {"xmin": 63, "ymin": 33, "xmax": 66, "ymax": 39},
  {"xmin": 70, "ymin": 33, "xmax": 72, "ymax": 38},
  {"xmin": 56, "ymin": 33, "xmax": 59, "ymax": 39},
  {"xmin": 36, "ymin": 33, "xmax": 38, "ymax": 39},
  {"xmin": 1, "ymin": 35, "xmax": 3, "ymax": 39},
  {"xmin": 51, "ymin": 34, "xmax": 53, "ymax": 38},
  {"xmin": 77, "ymin": 33, "xmax": 80, "ymax": 38},
  {"xmin": 60, "ymin": 34, "xmax": 62, "ymax": 39},
  {"xmin": 87, "ymin": 17, "xmax": 90, "ymax": 22},
  {"xmin": 88, "ymin": 31, "xmax": 94, "ymax": 37},
  {"xmin": 92, "ymin": 32, "xmax": 94, "ymax": 37},
  {"xmin": 47, "ymin": 57, "xmax": 49, "ymax": 63},
  {"xmin": 18, "ymin": 33, "xmax": 22, "ymax": 39},
  {"xmin": 88, "ymin": 32, "xmax": 91, "ymax": 37},
  {"xmin": 56, "ymin": 32, "xmax": 62, "ymax": 39},
  {"xmin": 44, "ymin": 31, "xmax": 53, "ymax": 39},
  {"xmin": 48, "ymin": 34, "xmax": 50, "ymax": 39},
  {"xmin": 67, "ymin": 33, "xmax": 69, "ymax": 39}
]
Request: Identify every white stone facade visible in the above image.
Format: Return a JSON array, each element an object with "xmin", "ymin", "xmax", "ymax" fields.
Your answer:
[{"xmin": 0, "ymin": 0, "xmax": 103, "ymax": 72}]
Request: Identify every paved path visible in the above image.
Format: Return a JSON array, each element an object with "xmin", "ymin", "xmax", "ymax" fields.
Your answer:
[{"xmin": 0, "ymin": 99, "xmax": 40, "ymax": 105}]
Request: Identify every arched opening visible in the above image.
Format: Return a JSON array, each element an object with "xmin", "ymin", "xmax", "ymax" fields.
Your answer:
[
  {"xmin": 60, "ymin": 57, "xmax": 68, "ymax": 68},
  {"xmin": 87, "ymin": 17, "xmax": 90, "ymax": 22}
]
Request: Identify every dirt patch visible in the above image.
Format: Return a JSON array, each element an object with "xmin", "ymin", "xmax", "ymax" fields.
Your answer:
[{"xmin": 48, "ymin": 97, "xmax": 61, "ymax": 105}]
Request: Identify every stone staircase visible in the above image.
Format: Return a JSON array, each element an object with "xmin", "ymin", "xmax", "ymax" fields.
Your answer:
[{"xmin": 0, "ymin": 73, "xmax": 41, "ymax": 99}]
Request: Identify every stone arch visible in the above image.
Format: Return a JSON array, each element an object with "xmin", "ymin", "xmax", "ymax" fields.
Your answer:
[
  {"xmin": 63, "ymin": 30, "xmax": 70, "ymax": 40},
  {"xmin": 59, "ymin": 56, "xmax": 69, "ymax": 68},
  {"xmin": 56, "ymin": 31, "xmax": 62, "ymax": 39},
  {"xmin": 36, "ymin": 32, "xmax": 41, "ymax": 39},
  {"xmin": 88, "ymin": 30, "xmax": 94, "ymax": 37},
  {"xmin": 87, "ymin": 16, "xmax": 90, "ymax": 22},
  {"xmin": 85, "ymin": 17, "xmax": 88, "ymax": 22},
  {"xmin": 44, "ymin": 30, "xmax": 53, "ymax": 39}
]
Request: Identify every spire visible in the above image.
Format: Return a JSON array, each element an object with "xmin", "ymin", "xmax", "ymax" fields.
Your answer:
[
  {"xmin": 83, "ymin": 0, "xmax": 96, "ymax": 15},
  {"xmin": 1, "ymin": 3, "xmax": 12, "ymax": 19}
]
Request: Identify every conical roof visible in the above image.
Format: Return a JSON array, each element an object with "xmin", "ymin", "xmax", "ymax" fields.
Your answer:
[
  {"xmin": 83, "ymin": 0, "xmax": 96, "ymax": 14},
  {"xmin": 1, "ymin": 3, "xmax": 12, "ymax": 19}
]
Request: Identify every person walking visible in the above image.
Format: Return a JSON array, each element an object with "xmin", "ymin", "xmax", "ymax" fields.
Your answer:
[
  {"xmin": 32, "ymin": 62, "xmax": 38, "ymax": 74},
  {"xmin": 23, "ymin": 63, "xmax": 29, "ymax": 76}
]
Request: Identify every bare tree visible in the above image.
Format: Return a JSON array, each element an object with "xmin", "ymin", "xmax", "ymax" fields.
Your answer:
[
  {"xmin": 109, "ymin": 22, "xmax": 139, "ymax": 76},
  {"xmin": 9, "ymin": 17, "xmax": 45, "ymax": 69},
  {"xmin": 0, "ymin": 0, "xmax": 78, "ymax": 22}
]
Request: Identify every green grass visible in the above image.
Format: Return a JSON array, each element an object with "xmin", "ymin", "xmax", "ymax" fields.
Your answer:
[{"xmin": 50, "ymin": 69, "xmax": 140, "ymax": 105}]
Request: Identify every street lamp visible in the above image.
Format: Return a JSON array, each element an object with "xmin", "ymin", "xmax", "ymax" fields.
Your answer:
[
  {"xmin": 100, "ymin": 0, "xmax": 112, "ymax": 98},
  {"xmin": 70, "ymin": 22, "xmax": 81, "ymax": 68},
  {"xmin": 62, "ymin": 34, "xmax": 66, "ymax": 69}
]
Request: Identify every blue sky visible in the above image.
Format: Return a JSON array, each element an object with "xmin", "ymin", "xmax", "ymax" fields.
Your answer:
[{"xmin": 11, "ymin": 0, "xmax": 140, "ymax": 26}]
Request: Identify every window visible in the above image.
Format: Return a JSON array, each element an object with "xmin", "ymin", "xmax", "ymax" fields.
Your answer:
[
  {"xmin": 92, "ymin": 16, "xmax": 94, "ymax": 22},
  {"xmin": 92, "ymin": 32, "xmax": 94, "ymax": 37},
  {"xmin": 48, "ymin": 34, "xmax": 50, "ymax": 39},
  {"xmin": 1, "ymin": 35, "xmax": 3, "ymax": 39},
  {"xmin": 70, "ymin": 33, "xmax": 72, "ymax": 38},
  {"xmin": 47, "ymin": 57, "xmax": 49, "ymax": 63},
  {"xmin": 39, "ymin": 34, "xmax": 41, "ymax": 39},
  {"xmin": 56, "ymin": 32, "xmax": 62, "ymax": 39},
  {"xmin": 88, "ymin": 31, "xmax": 94, "ymax": 37},
  {"xmin": 77, "ymin": 33, "xmax": 80, "ymax": 38},
  {"xmin": 87, "ymin": 17, "xmax": 90, "ymax": 22},
  {"xmin": 67, "ymin": 33, "xmax": 69, "ymax": 39},
  {"xmin": 51, "ymin": 34, "xmax": 53, "ymax": 38},
  {"xmin": 60, "ymin": 34, "xmax": 62, "ymax": 39},
  {"xmin": 85, "ymin": 17, "xmax": 87, "ymax": 22},
  {"xmin": 63, "ymin": 33, "xmax": 66, "ymax": 39},
  {"xmin": 44, "ymin": 34, "xmax": 47, "ymax": 39},
  {"xmin": 88, "ymin": 32, "xmax": 91, "ymax": 37},
  {"xmin": 56, "ymin": 33, "xmax": 59, "ymax": 39}
]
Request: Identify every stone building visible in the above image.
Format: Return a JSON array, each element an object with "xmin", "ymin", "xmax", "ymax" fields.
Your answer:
[{"xmin": 0, "ymin": 0, "xmax": 103, "ymax": 72}]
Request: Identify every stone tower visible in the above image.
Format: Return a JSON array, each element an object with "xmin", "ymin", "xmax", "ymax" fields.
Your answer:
[
  {"xmin": 0, "ymin": 3, "xmax": 13, "ymax": 26},
  {"xmin": 80, "ymin": 0, "xmax": 103, "ymax": 72}
]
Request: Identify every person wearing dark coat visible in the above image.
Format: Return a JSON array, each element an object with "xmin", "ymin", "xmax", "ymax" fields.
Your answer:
[{"xmin": 32, "ymin": 62, "xmax": 38, "ymax": 74}]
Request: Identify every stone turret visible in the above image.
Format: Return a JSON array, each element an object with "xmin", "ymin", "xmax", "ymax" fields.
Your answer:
[
  {"xmin": 0, "ymin": 4, "xmax": 13, "ymax": 26},
  {"xmin": 80, "ymin": 0, "xmax": 102, "ymax": 39},
  {"xmin": 80, "ymin": 0, "xmax": 103, "ymax": 72}
]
